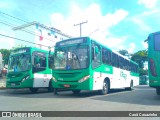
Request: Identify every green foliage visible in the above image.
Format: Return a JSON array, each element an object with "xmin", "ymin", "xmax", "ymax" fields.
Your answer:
[
  {"xmin": 118, "ymin": 49, "xmax": 129, "ymax": 56},
  {"xmin": 0, "ymin": 49, "xmax": 11, "ymax": 65},
  {"xmin": 131, "ymin": 50, "xmax": 148, "ymax": 69},
  {"xmin": 0, "ymin": 45, "xmax": 26, "ymax": 66},
  {"xmin": 139, "ymin": 68, "xmax": 148, "ymax": 76},
  {"xmin": 131, "ymin": 50, "xmax": 148, "ymax": 76}
]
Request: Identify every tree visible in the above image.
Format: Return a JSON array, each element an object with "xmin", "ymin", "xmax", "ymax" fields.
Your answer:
[
  {"xmin": 0, "ymin": 49, "xmax": 11, "ymax": 66},
  {"xmin": 131, "ymin": 50, "xmax": 148, "ymax": 76},
  {"xmin": 0, "ymin": 44, "xmax": 27, "ymax": 66},
  {"xmin": 118, "ymin": 50, "xmax": 129, "ymax": 56},
  {"xmin": 131, "ymin": 50, "xmax": 148, "ymax": 68}
]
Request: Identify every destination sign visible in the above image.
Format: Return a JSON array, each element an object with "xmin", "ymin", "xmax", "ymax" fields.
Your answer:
[
  {"xmin": 11, "ymin": 48, "xmax": 30, "ymax": 55},
  {"xmin": 57, "ymin": 38, "xmax": 86, "ymax": 46}
]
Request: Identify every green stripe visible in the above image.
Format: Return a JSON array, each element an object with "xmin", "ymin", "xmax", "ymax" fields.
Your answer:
[{"xmin": 130, "ymin": 72, "xmax": 139, "ymax": 77}]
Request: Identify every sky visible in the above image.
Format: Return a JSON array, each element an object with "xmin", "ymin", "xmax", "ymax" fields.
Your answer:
[{"xmin": 0, "ymin": 0, "xmax": 160, "ymax": 53}]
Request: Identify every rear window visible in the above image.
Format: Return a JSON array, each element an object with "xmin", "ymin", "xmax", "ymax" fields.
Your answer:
[{"xmin": 154, "ymin": 34, "xmax": 160, "ymax": 51}]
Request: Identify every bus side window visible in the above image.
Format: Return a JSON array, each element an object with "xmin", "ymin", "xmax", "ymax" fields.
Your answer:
[
  {"xmin": 112, "ymin": 52, "xmax": 118, "ymax": 68},
  {"xmin": 102, "ymin": 48, "xmax": 111, "ymax": 65},
  {"xmin": 32, "ymin": 52, "xmax": 46, "ymax": 73},
  {"xmin": 92, "ymin": 44, "xmax": 101, "ymax": 68}
]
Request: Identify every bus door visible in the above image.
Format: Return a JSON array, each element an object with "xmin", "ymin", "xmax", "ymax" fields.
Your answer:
[{"xmin": 32, "ymin": 51, "xmax": 49, "ymax": 87}]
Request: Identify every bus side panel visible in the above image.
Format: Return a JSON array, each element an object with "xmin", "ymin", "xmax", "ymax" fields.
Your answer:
[
  {"xmin": 92, "ymin": 65, "xmax": 113, "ymax": 90},
  {"xmin": 92, "ymin": 72, "xmax": 104, "ymax": 90},
  {"xmin": 130, "ymin": 72, "xmax": 139, "ymax": 86},
  {"xmin": 33, "ymin": 73, "xmax": 52, "ymax": 87},
  {"xmin": 148, "ymin": 35, "xmax": 160, "ymax": 87},
  {"xmin": 92, "ymin": 66, "xmax": 139, "ymax": 90}
]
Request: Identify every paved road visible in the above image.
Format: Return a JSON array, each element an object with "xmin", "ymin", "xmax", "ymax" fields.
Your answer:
[{"xmin": 0, "ymin": 85, "xmax": 160, "ymax": 120}]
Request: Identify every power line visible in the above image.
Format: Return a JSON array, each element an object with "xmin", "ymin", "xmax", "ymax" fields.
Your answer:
[
  {"xmin": 0, "ymin": 11, "xmax": 70, "ymax": 44},
  {"xmin": 0, "ymin": 11, "xmax": 28, "ymax": 23},
  {"xmin": 0, "ymin": 20, "xmax": 57, "ymax": 43},
  {"xmin": 0, "ymin": 11, "xmax": 53, "ymax": 49},
  {"xmin": 0, "ymin": 33, "xmax": 51, "ymax": 48}
]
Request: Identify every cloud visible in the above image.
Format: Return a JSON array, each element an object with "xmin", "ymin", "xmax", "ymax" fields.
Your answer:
[
  {"xmin": 99, "ymin": 9, "xmax": 129, "ymax": 30},
  {"xmin": 142, "ymin": 41, "xmax": 148, "ymax": 49},
  {"xmin": 50, "ymin": 13, "xmax": 65, "ymax": 30},
  {"xmin": 102, "ymin": 36, "xmax": 128, "ymax": 48},
  {"xmin": 128, "ymin": 43, "xmax": 136, "ymax": 54},
  {"xmin": 138, "ymin": 0, "xmax": 157, "ymax": 9},
  {"xmin": 50, "ymin": 3, "xmax": 129, "ymax": 50},
  {"xmin": 129, "ymin": 8, "xmax": 157, "ymax": 33},
  {"xmin": 0, "ymin": 1, "xmax": 16, "ymax": 9},
  {"xmin": 131, "ymin": 18, "xmax": 151, "ymax": 32}
]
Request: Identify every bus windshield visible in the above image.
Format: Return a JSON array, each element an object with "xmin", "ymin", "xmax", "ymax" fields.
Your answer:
[
  {"xmin": 8, "ymin": 54, "xmax": 31, "ymax": 72},
  {"xmin": 54, "ymin": 46, "xmax": 89, "ymax": 70}
]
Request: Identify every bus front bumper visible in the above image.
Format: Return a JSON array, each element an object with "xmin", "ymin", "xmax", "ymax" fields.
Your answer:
[
  {"xmin": 149, "ymin": 80, "xmax": 160, "ymax": 88},
  {"xmin": 52, "ymin": 80, "xmax": 91, "ymax": 90}
]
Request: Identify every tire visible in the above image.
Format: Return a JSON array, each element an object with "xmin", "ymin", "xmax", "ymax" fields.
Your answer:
[
  {"xmin": 125, "ymin": 81, "xmax": 133, "ymax": 91},
  {"xmin": 48, "ymin": 81, "xmax": 53, "ymax": 92},
  {"xmin": 156, "ymin": 88, "xmax": 160, "ymax": 95},
  {"xmin": 99, "ymin": 80, "xmax": 109, "ymax": 95},
  {"xmin": 30, "ymin": 88, "xmax": 38, "ymax": 93},
  {"xmin": 54, "ymin": 88, "xmax": 58, "ymax": 95},
  {"xmin": 72, "ymin": 90, "xmax": 81, "ymax": 94}
]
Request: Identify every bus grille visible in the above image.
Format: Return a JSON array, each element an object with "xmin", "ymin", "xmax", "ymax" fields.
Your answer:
[{"xmin": 57, "ymin": 72, "xmax": 81, "ymax": 78}]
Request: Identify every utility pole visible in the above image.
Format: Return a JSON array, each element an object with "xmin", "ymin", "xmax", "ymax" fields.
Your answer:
[{"xmin": 74, "ymin": 21, "xmax": 88, "ymax": 37}]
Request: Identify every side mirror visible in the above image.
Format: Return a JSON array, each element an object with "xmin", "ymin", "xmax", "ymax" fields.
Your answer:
[
  {"xmin": 95, "ymin": 46, "xmax": 99, "ymax": 54},
  {"xmin": 92, "ymin": 46, "xmax": 99, "ymax": 60},
  {"xmin": 92, "ymin": 47, "xmax": 95, "ymax": 60},
  {"xmin": 49, "ymin": 55, "xmax": 54, "ymax": 69},
  {"xmin": 35, "ymin": 56, "xmax": 40, "ymax": 64}
]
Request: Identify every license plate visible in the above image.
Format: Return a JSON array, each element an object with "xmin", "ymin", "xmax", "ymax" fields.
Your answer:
[
  {"xmin": 11, "ymin": 83, "xmax": 16, "ymax": 86},
  {"xmin": 64, "ymin": 84, "xmax": 70, "ymax": 88}
]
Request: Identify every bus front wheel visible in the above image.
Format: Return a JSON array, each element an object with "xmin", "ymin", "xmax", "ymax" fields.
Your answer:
[
  {"xmin": 48, "ymin": 81, "xmax": 53, "ymax": 92},
  {"xmin": 30, "ymin": 88, "xmax": 38, "ymax": 93},
  {"xmin": 156, "ymin": 88, "xmax": 160, "ymax": 95},
  {"xmin": 99, "ymin": 80, "xmax": 109, "ymax": 95}
]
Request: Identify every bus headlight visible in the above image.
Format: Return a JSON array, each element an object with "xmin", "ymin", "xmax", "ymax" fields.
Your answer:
[
  {"xmin": 21, "ymin": 75, "xmax": 30, "ymax": 82},
  {"xmin": 52, "ymin": 76, "xmax": 57, "ymax": 82},
  {"xmin": 25, "ymin": 76, "xmax": 30, "ymax": 79},
  {"xmin": 78, "ymin": 75, "xmax": 90, "ymax": 83}
]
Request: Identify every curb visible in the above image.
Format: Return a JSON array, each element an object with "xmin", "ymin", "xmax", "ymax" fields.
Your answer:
[{"xmin": 0, "ymin": 87, "xmax": 6, "ymax": 89}]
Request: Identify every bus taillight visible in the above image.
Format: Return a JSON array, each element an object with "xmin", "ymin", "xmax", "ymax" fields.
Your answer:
[{"xmin": 149, "ymin": 58, "xmax": 157, "ymax": 77}]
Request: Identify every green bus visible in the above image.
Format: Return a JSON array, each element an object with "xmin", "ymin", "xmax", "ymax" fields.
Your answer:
[
  {"xmin": 139, "ymin": 75, "xmax": 149, "ymax": 85},
  {"xmin": 6, "ymin": 47, "xmax": 53, "ymax": 93},
  {"xmin": 146, "ymin": 31, "xmax": 160, "ymax": 95},
  {"xmin": 52, "ymin": 37, "xmax": 139, "ymax": 95}
]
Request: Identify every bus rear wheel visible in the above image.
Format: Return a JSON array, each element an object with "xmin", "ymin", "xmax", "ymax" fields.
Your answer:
[
  {"xmin": 125, "ymin": 81, "xmax": 133, "ymax": 91},
  {"xmin": 30, "ymin": 88, "xmax": 38, "ymax": 93},
  {"xmin": 99, "ymin": 80, "xmax": 109, "ymax": 95},
  {"xmin": 72, "ymin": 90, "xmax": 81, "ymax": 94},
  {"xmin": 156, "ymin": 88, "xmax": 160, "ymax": 95}
]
